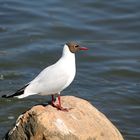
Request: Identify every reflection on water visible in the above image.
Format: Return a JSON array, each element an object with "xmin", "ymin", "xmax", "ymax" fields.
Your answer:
[{"xmin": 0, "ymin": 0, "xmax": 140, "ymax": 139}]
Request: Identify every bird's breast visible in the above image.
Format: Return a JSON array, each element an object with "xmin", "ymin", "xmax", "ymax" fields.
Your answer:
[{"xmin": 61, "ymin": 61, "xmax": 76, "ymax": 90}]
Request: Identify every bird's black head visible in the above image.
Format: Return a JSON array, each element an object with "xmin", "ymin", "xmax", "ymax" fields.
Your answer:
[{"xmin": 66, "ymin": 42, "xmax": 88, "ymax": 53}]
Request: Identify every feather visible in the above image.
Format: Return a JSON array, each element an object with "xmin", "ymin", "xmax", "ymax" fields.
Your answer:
[{"xmin": 2, "ymin": 84, "xmax": 29, "ymax": 98}]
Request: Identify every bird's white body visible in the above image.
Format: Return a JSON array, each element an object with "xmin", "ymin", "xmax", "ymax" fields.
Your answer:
[{"xmin": 17, "ymin": 44, "xmax": 76, "ymax": 98}]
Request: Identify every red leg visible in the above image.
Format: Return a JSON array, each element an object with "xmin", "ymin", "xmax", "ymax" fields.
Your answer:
[
  {"xmin": 51, "ymin": 95, "xmax": 55, "ymax": 106},
  {"xmin": 52, "ymin": 95, "xmax": 55, "ymax": 102},
  {"xmin": 51, "ymin": 95, "xmax": 69, "ymax": 111},
  {"xmin": 56, "ymin": 95, "xmax": 69, "ymax": 111},
  {"xmin": 58, "ymin": 95, "xmax": 61, "ymax": 107}
]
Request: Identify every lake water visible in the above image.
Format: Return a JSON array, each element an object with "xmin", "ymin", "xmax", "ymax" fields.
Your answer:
[{"xmin": 0, "ymin": 0, "xmax": 140, "ymax": 139}]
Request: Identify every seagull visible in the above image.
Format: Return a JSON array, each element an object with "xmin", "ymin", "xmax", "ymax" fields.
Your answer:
[{"xmin": 2, "ymin": 42, "xmax": 88, "ymax": 111}]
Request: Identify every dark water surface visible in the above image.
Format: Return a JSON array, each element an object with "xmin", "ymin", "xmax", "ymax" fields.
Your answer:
[{"xmin": 0, "ymin": 0, "xmax": 140, "ymax": 139}]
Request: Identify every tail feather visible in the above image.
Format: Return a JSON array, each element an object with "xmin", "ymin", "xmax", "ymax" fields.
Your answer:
[{"xmin": 2, "ymin": 84, "xmax": 29, "ymax": 98}]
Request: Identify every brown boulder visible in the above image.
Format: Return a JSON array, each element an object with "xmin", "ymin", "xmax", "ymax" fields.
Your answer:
[{"xmin": 4, "ymin": 96, "xmax": 124, "ymax": 140}]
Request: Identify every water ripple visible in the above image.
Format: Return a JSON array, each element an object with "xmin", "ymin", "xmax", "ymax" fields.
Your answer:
[{"xmin": 0, "ymin": 0, "xmax": 140, "ymax": 140}]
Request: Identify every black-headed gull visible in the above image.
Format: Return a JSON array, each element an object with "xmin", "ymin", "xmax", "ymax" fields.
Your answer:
[{"xmin": 2, "ymin": 42, "xmax": 88, "ymax": 110}]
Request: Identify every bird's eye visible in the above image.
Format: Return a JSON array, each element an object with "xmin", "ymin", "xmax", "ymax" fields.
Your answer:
[{"xmin": 75, "ymin": 45, "xmax": 79, "ymax": 48}]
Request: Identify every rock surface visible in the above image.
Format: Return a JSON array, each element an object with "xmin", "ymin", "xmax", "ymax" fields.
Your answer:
[{"xmin": 4, "ymin": 96, "xmax": 124, "ymax": 140}]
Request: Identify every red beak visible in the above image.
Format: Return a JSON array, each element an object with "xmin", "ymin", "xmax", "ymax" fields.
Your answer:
[{"xmin": 79, "ymin": 47, "xmax": 88, "ymax": 50}]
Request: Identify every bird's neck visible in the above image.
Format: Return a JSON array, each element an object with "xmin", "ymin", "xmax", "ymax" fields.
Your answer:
[
  {"xmin": 61, "ymin": 44, "xmax": 75, "ymax": 61},
  {"xmin": 57, "ymin": 45, "xmax": 76, "ymax": 74}
]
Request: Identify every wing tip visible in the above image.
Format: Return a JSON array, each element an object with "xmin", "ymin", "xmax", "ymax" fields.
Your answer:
[{"xmin": 2, "ymin": 94, "xmax": 10, "ymax": 98}]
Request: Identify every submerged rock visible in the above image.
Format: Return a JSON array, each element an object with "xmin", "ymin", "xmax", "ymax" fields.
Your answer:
[{"xmin": 4, "ymin": 96, "xmax": 124, "ymax": 140}]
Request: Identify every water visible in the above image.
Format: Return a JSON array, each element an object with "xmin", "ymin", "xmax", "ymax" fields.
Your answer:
[{"xmin": 0, "ymin": 0, "xmax": 140, "ymax": 139}]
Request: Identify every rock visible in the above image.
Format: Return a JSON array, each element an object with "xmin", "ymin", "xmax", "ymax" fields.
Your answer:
[{"xmin": 4, "ymin": 96, "xmax": 124, "ymax": 140}]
